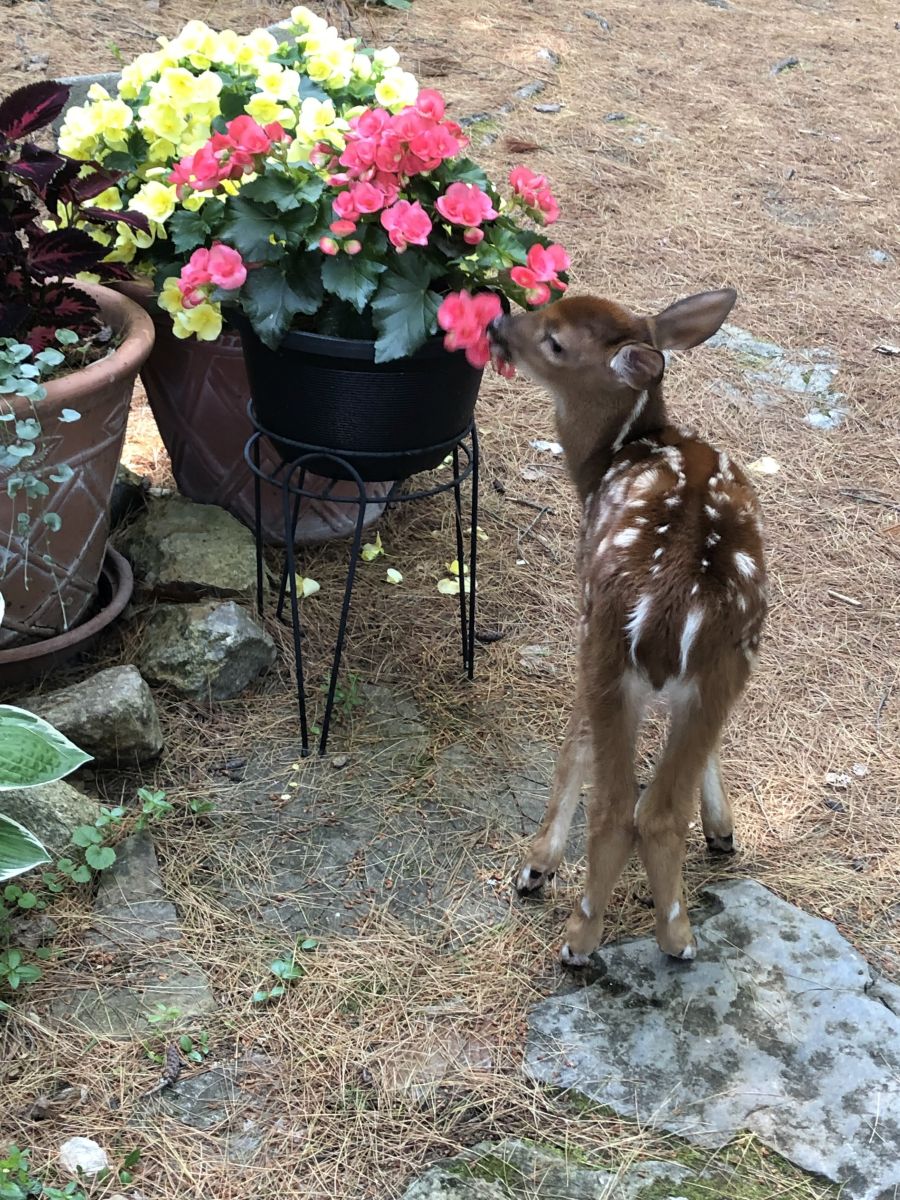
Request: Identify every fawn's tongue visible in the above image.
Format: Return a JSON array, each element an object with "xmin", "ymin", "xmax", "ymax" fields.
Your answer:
[{"xmin": 490, "ymin": 346, "xmax": 516, "ymax": 378}]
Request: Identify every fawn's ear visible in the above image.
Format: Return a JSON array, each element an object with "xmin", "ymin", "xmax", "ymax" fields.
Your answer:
[
  {"xmin": 651, "ymin": 288, "xmax": 737, "ymax": 353},
  {"xmin": 610, "ymin": 343, "xmax": 666, "ymax": 391}
]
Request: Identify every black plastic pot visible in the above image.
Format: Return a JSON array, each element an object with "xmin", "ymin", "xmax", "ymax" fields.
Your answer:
[{"xmin": 234, "ymin": 318, "xmax": 484, "ymax": 481}]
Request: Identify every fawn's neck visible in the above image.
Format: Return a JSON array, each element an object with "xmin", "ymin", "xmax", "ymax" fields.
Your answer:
[{"xmin": 556, "ymin": 384, "xmax": 669, "ymax": 503}]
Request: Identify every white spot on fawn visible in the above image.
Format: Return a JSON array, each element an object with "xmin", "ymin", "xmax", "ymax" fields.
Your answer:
[
  {"xmin": 653, "ymin": 547, "xmax": 664, "ymax": 560},
  {"xmin": 701, "ymin": 558, "xmax": 710, "ymax": 570},
  {"xmin": 668, "ymin": 901, "xmax": 682, "ymax": 923},
  {"xmin": 656, "ymin": 524, "xmax": 669, "ymax": 534},
  {"xmin": 613, "ymin": 527, "xmax": 641, "ymax": 548},
  {"xmin": 665, "ymin": 495, "xmax": 681, "ymax": 508},
  {"xmin": 691, "ymin": 582, "xmax": 700, "ymax": 596},
  {"xmin": 679, "ymin": 606, "xmax": 703, "ymax": 676},
  {"xmin": 704, "ymin": 504, "xmax": 718, "ymax": 521},
  {"xmin": 734, "ymin": 551, "xmax": 757, "ymax": 579},
  {"xmin": 706, "ymin": 531, "xmax": 721, "ymax": 547},
  {"xmin": 624, "ymin": 594, "xmax": 653, "ymax": 663}
]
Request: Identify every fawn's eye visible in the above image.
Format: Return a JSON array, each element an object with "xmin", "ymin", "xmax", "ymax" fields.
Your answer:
[{"xmin": 546, "ymin": 332, "xmax": 564, "ymax": 355}]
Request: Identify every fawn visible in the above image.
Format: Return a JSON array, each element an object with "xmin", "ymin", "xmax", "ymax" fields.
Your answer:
[{"xmin": 489, "ymin": 288, "xmax": 766, "ymax": 964}]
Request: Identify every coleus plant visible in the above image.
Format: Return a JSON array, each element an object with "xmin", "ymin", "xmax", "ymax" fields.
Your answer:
[{"xmin": 0, "ymin": 80, "xmax": 148, "ymax": 350}]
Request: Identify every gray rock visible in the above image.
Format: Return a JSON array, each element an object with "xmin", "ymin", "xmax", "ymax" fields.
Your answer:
[
  {"xmin": 0, "ymin": 779, "xmax": 99, "ymax": 853},
  {"xmin": 58, "ymin": 1137, "xmax": 109, "ymax": 1177},
  {"xmin": 53, "ymin": 952, "xmax": 216, "ymax": 1036},
  {"xmin": 138, "ymin": 600, "xmax": 275, "ymax": 700},
  {"xmin": 709, "ymin": 322, "xmax": 844, "ymax": 413},
  {"xmin": 89, "ymin": 833, "xmax": 180, "ymax": 949},
  {"xmin": 401, "ymin": 1139, "xmax": 696, "ymax": 1199},
  {"xmin": 515, "ymin": 81, "xmax": 546, "ymax": 101},
  {"xmin": 25, "ymin": 666, "xmax": 163, "ymax": 766},
  {"xmin": 534, "ymin": 103, "xmax": 563, "ymax": 113},
  {"xmin": 524, "ymin": 880, "xmax": 900, "ymax": 1200},
  {"xmin": 536, "ymin": 48, "xmax": 560, "ymax": 66},
  {"xmin": 118, "ymin": 495, "xmax": 258, "ymax": 600},
  {"xmin": 584, "ymin": 11, "xmax": 612, "ymax": 31}
]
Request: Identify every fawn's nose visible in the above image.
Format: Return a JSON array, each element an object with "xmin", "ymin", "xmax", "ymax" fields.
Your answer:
[{"xmin": 487, "ymin": 314, "xmax": 509, "ymax": 349}]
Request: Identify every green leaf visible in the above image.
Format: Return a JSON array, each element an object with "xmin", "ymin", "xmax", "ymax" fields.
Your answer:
[
  {"xmin": 85, "ymin": 844, "xmax": 116, "ymax": 871},
  {"xmin": 270, "ymin": 958, "xmax": 304, "ymax": 981},
  {"xmin": 242, "ymin": 261, "xmax": 323, "ymax": 350},
  {"xmin": 168, "ymin": 208, "xmax": 214, "ymax": 255},
  {"xmin": 16, "ymin": 892, "xmax": 37, "ymax": 910},
  {"xmin": 241, "ymin": 172, "xmax": 324, "ymax": 212},
  {"xmin": 122, "ymin": 1149, "xmax": 142, "ymax": 1170},
  {"xmin": 371, "ymin": 256, "xmax": 441, "ymax": 363},
  {"xmin": 251, "ymin": 989, "xmax": 270, "ymax": 1003},
  {"xmin": 71, "ymin": 825, "xmax": 101, "ymax": 847},
  {"xmin": 219, "ymin": 197, "xmax": 301, "ymax": 262},
  {"xmin": 380, "ymin": 0, "xmax": 412, "ymax": 8},
  {"xmin": 321, "ymin": 254, "xmax": 386, "ymax": 314},
  {"xmin": 0, "ymin": 813, "xmax": 50, "ymax": 883},
  {"xmin": 298, "ymin": 937, "xmax": 319, "ymax": 951},
  {"xmin": 435, "ymin": 157, "xmax": 489, "ymax": 191}
]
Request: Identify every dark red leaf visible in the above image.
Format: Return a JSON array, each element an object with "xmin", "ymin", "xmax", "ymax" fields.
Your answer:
[
  {"xmin": 27, "ymin": 228, "xmax": 103, "ymax": 278},
  {"xmin": 94, "ymin": 261, "xmax": 134, "ymax": 281},
  {"xmin": 0, "ymin": 298, "xmax": 29, "ymax": 339},
  {"xmin": 0, "ymin": 81, "xmax": 71, "ymax": 140},
  {"xmin": 26, "ymin": 282, "xmax": 99, "ymax": 347},
  {"xmin": 63, "ymin": 166, "xmax": 123, "ymax": 204},
  {"xmin": 8, "ymin": 146, "xmax": 67, "ymax": 198},
  {"xmin": 79, "ymin": 205, "xmax": 149, "ymax": 232}
]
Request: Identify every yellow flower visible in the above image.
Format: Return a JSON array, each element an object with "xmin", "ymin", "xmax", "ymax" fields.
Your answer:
[
  {"xmin": 374, "ymin": 67, "xmax": 419, "ymax": 111},
  {"xmin": 288, "ymin": 97, "xmax": 345, "ymax": 153},
  {"xmin": 57, "ymin": 105, "xmax": 102, "ymax": 160},
  {"xmin": 91, "ymin": 187, "xmax": 123, "ymax": 211},
  {"xmin": 182, "ymin": 191, "xmax": 207, "ymax": 212},
  {"xmin": 139, "ymin": 100, "xmax": 187, "ymax": 143},
  {"xmin": 212, "ymin": 29, "xmax": 242, "ymax": 65},
  {"xmin": 352, "ymin": 54, "xmax": 373, "ymax": 83},
  {"xmin": 361, "ymin": 532, "xmax": 384, "ymax": 562},
  {"xmin": 295, "ymin": 575, "xmax": 320, "ymax": 598},
  {"xmin": 246, "ymin": 94, "xmax": 294, "ymax": 126},
  {"xmin": 373, "ymin": 47, "xmax": 400, "ymax": 70},
  {"xmin": 158, "ymin": 276, "xmax": 185, "ymax": 314},
  {"xmin": 87, "ymin": 82, "xmax": 111, "ymax": 102},
  {"xmin": 291, "ymin": 6, "xmax": 329, "ymax": 32},
  {"xmin": 156, "ymin": 67, "xmax": 222, "ymax": 108},
  {"xmin": 242, "ymin": 28, "xmax": 278, "ymax": 62},
  {"xmin": 129, "ymin": 180, "xmax": 177, "ymax": 223},
  {"xmin": 306, "ymin": 45, "xmax": 355, "ymax": 88},
  {"xmin": 146, "ymin": 136, "xmax": 179, "ymax": 165},
  {"xmin": 118, "ymin": 52, "xmax": 165, "ymax": 100},
  {"xmin": 167, "ymin": 19, "xmax": 220, "ymax": 69},
  {"xmin": 173, "ymin": 302, "xmax": 223, "ymax": 341},
  {"xmin": 256, "ymin": 63, "xmax": 302, "ymax": 102}
]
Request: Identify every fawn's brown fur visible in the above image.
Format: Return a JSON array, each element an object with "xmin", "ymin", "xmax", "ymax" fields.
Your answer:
[{"xmin": 490, "ymin": 288, "xmax": 767, "ymax": 962}]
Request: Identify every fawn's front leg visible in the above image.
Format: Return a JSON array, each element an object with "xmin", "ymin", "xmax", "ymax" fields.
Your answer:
[
  {"xmin": 560, "ymin": 698, "xmax": 640, "ymax": 965},
  {"xmin": 701, "ymin": 746, "xmax": 735, "ymax": 854},
  {"xmin": 516, "ymin": 707, "xmax": 591, "ymax": 893}
]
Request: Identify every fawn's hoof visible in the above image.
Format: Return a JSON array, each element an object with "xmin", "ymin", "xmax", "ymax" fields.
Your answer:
[
  {"xmin": 515, "ymin": 864, "xmax": 555, "ymax": 895},
  {"xmin": 705, "ymin": 832, "xmax": 735, "ymax": 855},
  {"xmin": 560, "ymin": 943, "xmax": 591, "ymax": 968}
]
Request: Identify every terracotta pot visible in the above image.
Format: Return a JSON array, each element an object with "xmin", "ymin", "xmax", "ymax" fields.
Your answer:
[
  {"xmin": 114, "ymin": 281, "xmax": 393, "ymax": 545},
  {"xmin": 0, "ymin": 285, "xmax": 153, "ymax": 650},
  {"xmin": 0, "ymin": 546, "xmax": 133, "ymax": 689}
]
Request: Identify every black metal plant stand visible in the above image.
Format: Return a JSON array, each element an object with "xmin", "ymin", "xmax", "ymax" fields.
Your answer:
[{"xmin": 244, "ymin": 402, "xmax": 479, "ymax": 757}]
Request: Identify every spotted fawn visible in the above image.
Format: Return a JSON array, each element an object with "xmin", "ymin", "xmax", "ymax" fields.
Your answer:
[{"xmin": 489, "ymin": 288, "xmax": 767, "ymax": 963}]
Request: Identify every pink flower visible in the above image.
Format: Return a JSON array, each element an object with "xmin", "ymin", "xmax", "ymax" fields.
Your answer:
[
  {"xmin": 391, "ymin": 108, "xmax": 429, "ymax": 141},
  {"xmin": 330, "ymin": 219, "xmax": 358, "ymax": 236},
  {"xmin": 319, "ymin": 236, "xmax": 339, "ymax": 256},
  {"xmin": 509, "ymin": 165, "xmax": 560, "ymax": 225},
  {"xmin": 206, "ymin": 243, "xmax": 247, "ymax": 290},
  {"xmin": 264, "ymin": 122, "xmax": 290, "ymax": 143},
  {"xmin": 409, "ymin": 124, "xmax": 461, "ymax": 171},
  {"xmin": 380, "ymin": 200, "xmax": 432, "ymax": 251},
  {"xmin": 180, "ymin": 247, "xmax": 210, "ymax": 287},
  {"xmin": 352, "ymin": 108, "xmax": 392, "ymax": 138},
  {"xmin": 333, "ymin": 190, "xmax": 360, "ymax": 221},
  {"xmin": 348, "ymin": 181, "xmax": 387, "ymax": 214},
  {"xmin": 374, "ymin": 132, "xmax": 405, "ymax": 173},
  {"xmin": 415, "ymin": 89, "xmax": 446, "ymax": 122},
  {"xmin": 437, "ymin": 290, "xmax": 503, "ymax": 369},
  {"xmin": 510, "ymin": 242, "xmax": 569, "ymax": 305},
  {"xmin": 436, "ymin": 182, "xmax": 498, "ymax": 229},
  {"xmin": 227, "ymin": 115, "xmax": 272, "ymax": 155}
]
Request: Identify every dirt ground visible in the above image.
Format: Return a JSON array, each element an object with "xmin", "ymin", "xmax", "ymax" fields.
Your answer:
[{"xmin": 1, "ymin": 0, "xmax": 898, "ymax": 1197}]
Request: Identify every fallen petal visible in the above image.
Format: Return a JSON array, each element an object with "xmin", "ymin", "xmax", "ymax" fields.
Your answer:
[
  {"xmin": 748, "ymin": 455, "xmax": 781, "ymax": 476},
  {"xmin": 437, "ymin": 577, "xmax": 461, "ymax": 596},
  {"xmin": 386, "ymin": 568, "xmax": 403, "ymax": 585}
]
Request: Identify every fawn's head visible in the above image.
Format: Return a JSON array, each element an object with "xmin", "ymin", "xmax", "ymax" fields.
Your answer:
[
  {"xmin": 489, "ymin": 288, "xmax": 737, "ymax": 495},
  {"xmin": 490, "ymin": 288, "xmax": 736, "ymax": 399}
]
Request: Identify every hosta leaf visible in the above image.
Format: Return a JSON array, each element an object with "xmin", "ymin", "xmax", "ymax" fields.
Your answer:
[
  {"xmin": 0, "ymin": 705, "xmax": 92, "ymax": 789},
  {"xmin": 0, "ymin": 812, "xmax": 50, "ymax": 883}
]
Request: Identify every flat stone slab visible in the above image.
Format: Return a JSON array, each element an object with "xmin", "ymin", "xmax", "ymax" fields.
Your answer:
[
  {"xmin": 524, "ymin": 879, "xmax": 900, "ymax": 1200},
  {"xmin": 401, "ymin": 1139, "xmax": 697, "ymax": 1199},
  {"xmin": 89, "ymin": 833, "xmax": 180, "ymax": 948}
]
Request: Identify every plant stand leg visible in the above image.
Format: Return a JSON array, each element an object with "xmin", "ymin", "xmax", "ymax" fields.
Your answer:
[
  {"xmin": 276, "ymin": 472, "xmax": 306, "ymax": 622},
  {"xmin": 452, "ymin": 444, "xmax": 470, "ymax": 673},
  {"xmin": 252, "ymin": 434, "xmax": 265, "ymax": 617},
  {"xmin": 467, "ymin": 424, "xmax": 479, "ymax": 680},
  {"xmin": 318, "ymin": 470, "xmax": 368, "ymax": 756},
  {"xmin": 281, "ymin": 466, "xmax": 311, "ymax": 756}
]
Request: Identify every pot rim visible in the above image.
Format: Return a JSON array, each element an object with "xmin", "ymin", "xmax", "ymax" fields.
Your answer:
[
  {"xmin": 24, "ymin": 282, "xmax": 156, "ymax": 411},
  {"xmin": 0, "ymin": 546, "xmax": 133, "ymax": 669}
]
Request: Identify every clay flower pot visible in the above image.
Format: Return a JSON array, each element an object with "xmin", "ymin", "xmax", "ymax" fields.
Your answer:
[
  {"xmin": 114, "ymin": 281, "xmax": 394, "ymax": 544},
  {"xmin": 0, "ymin": 284, "xmax": 154, "ymax": 650}
]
